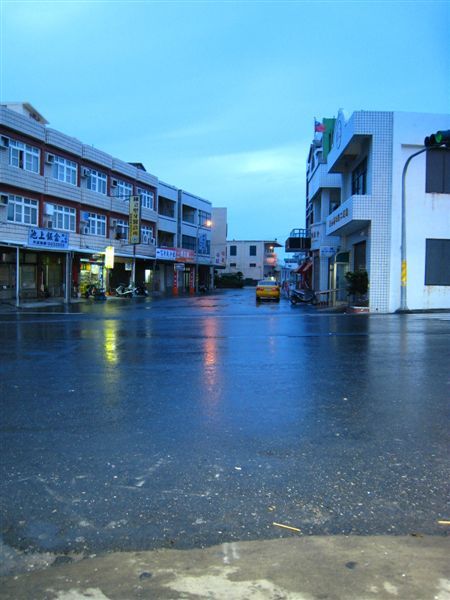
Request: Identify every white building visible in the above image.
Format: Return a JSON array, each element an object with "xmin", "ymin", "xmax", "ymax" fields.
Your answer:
[
  {"xmin": 211, "ymin": 207, "xmax": 228, "ymax": 270},
  {"xmin": 225, "ymin": 239, "xmax": 281, "ymax": 283},
  {"xmin": 303, "ymin": 110, "xmax": 450, "ymax": 313}
]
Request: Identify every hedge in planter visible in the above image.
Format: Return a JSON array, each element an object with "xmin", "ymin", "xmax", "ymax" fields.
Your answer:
[{"xmin": 345, "ymin": 270, "xmax": 369, "ymax": 305}]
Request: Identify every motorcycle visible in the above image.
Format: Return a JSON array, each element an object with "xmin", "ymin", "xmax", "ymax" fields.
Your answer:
[
  {"xmin": 84, "ymin": 284, "xmax": 107, "ymax": 301},
  {"xmin": 115, "ymin": 283, "xmax": 148, "ymax": 297},
  {"xmin": 290, "ymin": 288, "xmax": 318, "ymax": 306},
  {"xmin": 115, "ymin": 283, "xmax": 134, "ymax": 298},
  {"xmin": 134, "ymin": 283, "xmax": 149, "ymax": 296}
]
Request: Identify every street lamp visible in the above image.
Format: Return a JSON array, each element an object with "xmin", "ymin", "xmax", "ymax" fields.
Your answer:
[{"xmin": 195, "ymin": 217, "xmax": 212, "ymax": 293}]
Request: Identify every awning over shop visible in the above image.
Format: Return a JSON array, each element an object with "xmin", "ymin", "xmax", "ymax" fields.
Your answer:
[{"xmin": 296, "ymin": 261, "xmax": 312, "ymax": 274}]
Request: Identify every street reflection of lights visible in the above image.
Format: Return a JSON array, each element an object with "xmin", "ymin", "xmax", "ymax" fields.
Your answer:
[
  {"xmin": 104, "ymin": 320, "xmax": 119, "ymax": 365},
  {"xmin": 201, "ymin": 318, "xmax": 223, "ymax": 420},
  {"xmin": 203, "ymin": 317, "xmax": 218, "ymax": 368}
]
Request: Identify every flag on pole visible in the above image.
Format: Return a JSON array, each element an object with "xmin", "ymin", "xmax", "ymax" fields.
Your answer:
[{"xmin": 314, "ymin": 119, "xmax": 326, "ymax": 133}]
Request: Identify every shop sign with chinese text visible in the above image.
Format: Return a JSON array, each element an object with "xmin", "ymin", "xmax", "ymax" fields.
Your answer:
[
  {"xmin": 128, "ymin": 195, "xmax": 141, "ymax": 245},
  {"xmin": 156, "ymin": 248, "xmax": 177, "ymax": 260},
  {"xmin": 176, "ymin": 248, "xmax": 195, "ymax": 262},
  {"xmin": 28, "ymin": 227, "xmax": 69, "ymax": 249}
]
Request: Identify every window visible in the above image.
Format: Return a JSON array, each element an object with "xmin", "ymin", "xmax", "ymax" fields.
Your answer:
[
  {"xmin": 141, "ymin": 224, "xmax": 154, "ymax": 242},
  {"xmin": 7, "ymin": 195, "xmax": 38, "ymax": 225},
  {"xmin": 88, "ymin": 213, "xmax": 106, "ymax": 236},
  {"xmin": 426, "ymin": 148, "xmax": 450, "ymax": 194},
  {"xmin": 249, "ymin": 245, "xmax": 257, "ymax": 256},
  {"xmin": 53, "ymin": 204, "xmax": 76, "ymax": 232},
  {"xmin": 115, "ymin": 218, "xmax": 129, "ymax": 240},
  {"xmin": 352, "ymin": 158, "xmax": 367, "ymax": 195},
  {"xmin": 230, "ymin": 263, "xmax": 237, "ymax": 267},
  {"xmin": 329, "ymin": 188, "xmax": 341, "ymax": 214},
  {"xmin": 182, "ymin": 235, "xmax": 196, "ymax": 252},
  {"xmin": 353, "ymin": 241, "xmax": 367, "ymax": 271},
  {"xmin": 87, "ymin": 169, "xmax": 107, "ymax": 195},
  {"xmin": 230, "ymin": 245, "xmax": 237, "ymax": 256},
  {"xmin": 137, "ymin": 188, "xmax": 155, "ymax": 210},
  {"xmin": 198, "ymin": 210, "xmax": 211, "ymax": 226},
  {"xmin": 249, "ymin": 263, "xmax": 256, "ymax": 267},
  {"xmin": 425, "ymin": 239, "xmax": 450, "ymax": 285},
  {"xmin": 52, "ymin": 156, "xmax": 77, "ymax": 185},
  {"xmin": 115, "ymin": 179, "xmax": 133, "ymax": 199},
  {"xmin": 9, "ymin": 140, "xmax": 40, "ymax": 173}
]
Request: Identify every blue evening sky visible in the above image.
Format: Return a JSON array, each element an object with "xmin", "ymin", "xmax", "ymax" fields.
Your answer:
[{"xmin": 1, "ymin": 0, "xmax": 449, "ymax": 249}]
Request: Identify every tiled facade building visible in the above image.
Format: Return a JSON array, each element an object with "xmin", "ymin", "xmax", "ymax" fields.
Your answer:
[{"xmin": 293, "ymin": 110, "xmax": 450, "ymax": 313}]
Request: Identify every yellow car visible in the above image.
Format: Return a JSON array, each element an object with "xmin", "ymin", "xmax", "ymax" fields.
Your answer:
[{"xmin": 256, "ymin": 279, "xmax": 281, "ymax": 302}]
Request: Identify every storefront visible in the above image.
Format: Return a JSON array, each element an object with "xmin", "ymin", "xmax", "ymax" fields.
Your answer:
[{"xmin": 1, "ymin": 227, "xmax": 70, "ymax": 302}]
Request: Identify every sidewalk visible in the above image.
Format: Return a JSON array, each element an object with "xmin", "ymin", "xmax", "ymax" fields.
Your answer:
[{"xmin": 0, "ymin": 535, "xmax": 449, "ymax": 599}]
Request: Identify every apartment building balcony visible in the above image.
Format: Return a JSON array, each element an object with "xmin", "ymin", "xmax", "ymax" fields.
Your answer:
[
  {"xmin": 285, "ymin": 228, "xmax": 311, "ymax": 252},
  {"xmin": 46, "ymin": 128, "xmax": 83, "ymax": 157},
  {"xmin": 74, "ymin": 230, "xmax": 156, "ymax": 259},
  {"xmin": 264, "ymin": 252, "xmax": 277, "ymax": 267},
  {"xmin": 307, "ymin": 162, "xmax": 341, "ymax": 199},
  {"xmin": 0, "ymin": 105, "xmax": 46, "ymax": 142},
  {"xmin": 326, "ymin": 194, "xmax": 372, "ymax": 236},
  {"xmin": 45, "ymin": 178, "xmax": 82, "ymax": 202},
  {"xmin": 0, "ymin": 163, "xmax": 45, "ymax": 193}
]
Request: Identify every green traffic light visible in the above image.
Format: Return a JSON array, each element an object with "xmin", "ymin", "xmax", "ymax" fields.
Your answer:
[{"xmin": 424, "ymin": 130, "xmax": 450, "ymax": 148}]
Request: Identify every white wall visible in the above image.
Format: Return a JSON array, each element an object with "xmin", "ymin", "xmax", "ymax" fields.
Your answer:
[{"xmin": 390, "ymin": 113, "xmax": 450, "ymax": 311}]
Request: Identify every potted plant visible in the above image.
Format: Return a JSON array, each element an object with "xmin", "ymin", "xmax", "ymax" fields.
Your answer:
[{"xmin": 345, "ymin": 270, "xmax": 369, "ymax": 309}]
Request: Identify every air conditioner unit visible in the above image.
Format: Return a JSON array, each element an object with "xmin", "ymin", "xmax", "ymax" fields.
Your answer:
[
  {"xmin": 0, "ymin": 136, "xmax": 10, "ymax": 149},
  {"xmin": 142, "ymin": 234, "xmax": 149, "ymax": 244},
  {"xmin": 0, "ymin": 194, "xmax": 8, "ymax": 206},
  {"xmin": 46, "ymin": 220, "xmax": 53, "ymax": 229},
  {"xmin": 81, "ymin": 226, "xmax": 90, "ymax": 235},
  {"xmin": 150, "ymin": 236, "xmax": 156, "ymax": 246},
  {"xmin": 79, "ymin": 211, "xmax": 90, "ymax": 224},
  {"xmin": 44, "ymin": 203, "xmax": 55, "ymax": 216},
  {"xmin": 110, "ymin": 218, "xmax": 118, "ymax": 228},
  {"xmin": 81, "ymin": 167, "xmax": 91, "ymax": 178},
  {"xmin": 45, "ymin": 153, "xmax": 55, "ymax": 164},
  {"xmin": 111, "ymin": 179, "xmax": 118, "ymax": 187}
]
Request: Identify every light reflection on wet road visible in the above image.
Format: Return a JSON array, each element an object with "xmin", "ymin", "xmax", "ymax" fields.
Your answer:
[{"xmin": 0, "ymin": 288, "xmax": 449, "ymax": 567}]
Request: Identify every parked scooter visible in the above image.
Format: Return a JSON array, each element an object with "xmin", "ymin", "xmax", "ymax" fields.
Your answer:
[
  {"xmin": 290, "ymin": 288, "xmax": 318, "ymax": 305},
  {"xmin": 134, "ymin": 283, "xmax": 149, "ymax": 296},
  {"xmin": 84, "ymin": 284, "xmax": 107, "ymax": 301},
  {"xmin": 115, "ymin": 283, "xmax": 134, "ymax": 298}
]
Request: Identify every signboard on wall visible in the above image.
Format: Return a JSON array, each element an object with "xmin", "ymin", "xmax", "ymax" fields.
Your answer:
[
  {"xmin": 320, "ymin": 246, "xmax": 337, "ymax": 258},
  {"xmin": 28, "ymin": 227, "xmax": 69, "ymax": 249},
  {"xmin": 105, "ymin": 246, "xmax": 115, "ymax": 269},
  {"xmin": 156, "ymin": 248, "xmax": 177, "ymax": 260},
  {"xmin": 176, "ymin": 248, "xmax": 195, "ymax": 262},
  {"xmin": 128, "ymin": 195, "xmax": 141, "ymax": 245},
  {"xmin": 214, "ymin": 250, "xmax": 226, "ymax": 266}
]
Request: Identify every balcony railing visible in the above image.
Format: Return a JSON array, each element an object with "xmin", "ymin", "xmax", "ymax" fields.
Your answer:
[{"xmin": 285, "ymin": 228, "xmax": 311, "ymax": 252}]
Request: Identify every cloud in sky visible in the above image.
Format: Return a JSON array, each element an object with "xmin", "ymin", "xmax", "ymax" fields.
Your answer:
[
  {"xmin": 1, "ymin": 0, "xmax": 449, "ymax": 249},
  {"xmin": 2, "ymin": 1, "xmax": 87, "ymax": 32},
  {"xmin": 203, "ymin": 144, "xmax": 305, "ymax": 179}
]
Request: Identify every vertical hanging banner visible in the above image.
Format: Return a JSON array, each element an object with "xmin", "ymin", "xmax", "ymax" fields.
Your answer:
[
  {"xmin": 128, "ymin": 195, "xmax": 141, "ymax": 245},
  {"xmin": 173, "ymin": 265, "xmax": 179, "ymax": 296},
  {"xmin": 104, "ymin": 246, "xmax": 115, "ymax": 269}
]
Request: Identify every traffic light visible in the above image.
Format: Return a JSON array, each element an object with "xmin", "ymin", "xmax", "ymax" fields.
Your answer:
[{"xmin": 424, "ymin": 130, "xmax": 450, "ymax": 148}]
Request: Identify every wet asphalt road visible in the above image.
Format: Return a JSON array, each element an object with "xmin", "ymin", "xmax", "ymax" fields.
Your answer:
[{"xmin": 0, "ymin": 288, "xmax": 449, "ymax": 571}]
